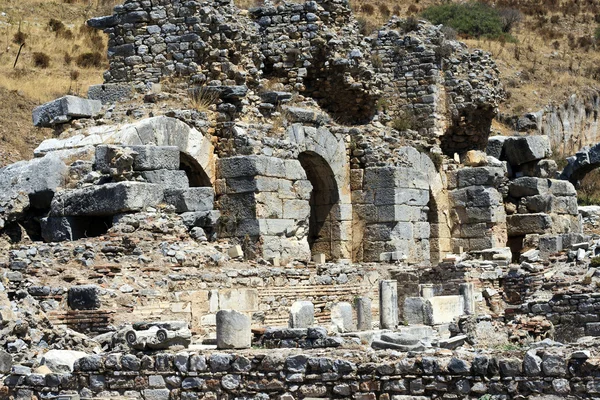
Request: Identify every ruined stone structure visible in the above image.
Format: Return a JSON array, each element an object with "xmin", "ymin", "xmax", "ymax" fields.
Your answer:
[{"xmin": 2, "ymin": 0, "xmax": 600, "ymax": 398}]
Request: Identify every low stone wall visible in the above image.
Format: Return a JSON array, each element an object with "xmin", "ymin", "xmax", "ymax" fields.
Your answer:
[
  {"xmin": 5, "ymin": 348, "xmax": 598, "ymax": 399},
  {"xmin": 524, "ymin": 292, "xmax": 600, "ymax": 340}
]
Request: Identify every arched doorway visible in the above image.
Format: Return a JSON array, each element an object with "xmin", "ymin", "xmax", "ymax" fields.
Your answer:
[
  {"xmin": 180, "ymin": 152, "xmax": 212, "ymax": 187},
  {"xmin": 298, "ymin": 151, "xmax": 342, "ymax": 260}
]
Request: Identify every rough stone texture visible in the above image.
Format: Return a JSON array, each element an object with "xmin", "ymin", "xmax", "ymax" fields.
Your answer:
[
  {"xmin": 49, "ymin": 182, "xmax": 164, "ymax": 217},
  {"xmin": 87, "ymin": 83, "xmax": 134, "ymax": 104},
  {"xmin": 68, "ymin": 285, "xmax": 101, "ymax": 310},
  {"xmin": 503, "ymin": 136, "xmax": 551, "ymax": 167},
  {"xmin": 289, "ymin": 301, "xmax": 314, "ymax": 329},
  {"xmin": 32, "ymin": 95, "xmax": 102, "ymax": 127},
  {"xmin": 164, "ymin": 188, "xmax": 214, "ymax": 213},
  {"xmin": 41, "ymin": 350, "xmax": 89, "ymax": 373},
  {"xmin": 216, "ymin": 310, "xmax": 251, "ymax": 350},
  {"xmin": 330, "ymin": 302, "xmax": 355, "ymax": 333}
]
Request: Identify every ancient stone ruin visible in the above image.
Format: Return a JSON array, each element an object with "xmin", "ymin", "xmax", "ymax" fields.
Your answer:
[{"xmin": 2, "ymin": 0, "xmax": 600, "ymax": 398}]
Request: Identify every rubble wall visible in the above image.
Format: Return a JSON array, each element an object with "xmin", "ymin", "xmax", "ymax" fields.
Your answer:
[
  {"xmin": 6, "ymin": 350, "xmax": 597, "ymax": 399},
  {"xmin": 524, "ymin": 292, "xmax": 600, "ymax": 340}
]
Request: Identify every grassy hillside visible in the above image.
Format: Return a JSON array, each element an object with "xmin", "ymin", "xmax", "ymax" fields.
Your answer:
[
  {"xmin": 0, "ymin": 0, "xmax": 114, "ymax": 165},
  {"xmin": 1, "ymin": 0, "xmax": 600, "ymax": 165}
]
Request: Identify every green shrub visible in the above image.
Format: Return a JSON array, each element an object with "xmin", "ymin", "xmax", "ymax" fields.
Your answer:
[
  {"xmin": 421, "ymin": 2, "xmax": 512, "ymax": 40},
  {"xmin": 590, "ymin": 256, "xmax": 600, "ymax": 268},
  {"xmin": 391, "ymin": 111, "xmax": 416, "ymax": 131}
]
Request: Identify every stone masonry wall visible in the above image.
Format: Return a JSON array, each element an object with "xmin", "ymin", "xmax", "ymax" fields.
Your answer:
[{"xmin": 7, "ymin": 349, "xmax": 598, "ymax": 399}]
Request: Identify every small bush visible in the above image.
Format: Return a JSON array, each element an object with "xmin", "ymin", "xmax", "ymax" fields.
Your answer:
[
  {"xmin": 371, "ymin": 53, "xmax": 383, "ymax": 68},
  {"xmin": 379, "ymin": 4, "xmax": 391, "ymax": 18},
  {"xmin": 401, "ymin": 16, "xmax": 420, "ymax": 32},
  {"xmin": 361, "ymin": 4, "xmax": 375, "ymax": 15},
  {"xmin": 407, "ymin": 4, "xmax": 419, "ymax": 14},
  {"xmin": 13, "ymin": 30, "xmax": 27, "ymax": 44},
  {"xmin": 48, "ymin": 18, "xmax": 65, "ymax": 33},
  {"xmin": 76, "ymin": 52, "xmax": 103, "ymax": 68},
  {"xmin": 590, "ymin": 256, "xmax": 600, "ymax": 268},
  {"xmin": 357, "ymin": 17, "xmax": 377, "ymax": 36},
  {"xmin": 32, "ymin": 52, "xmax": 50, "ymax": 68},
  {"xmin": 421, "ymin": 2, "xmax": 512, "ymax": 40},
  {"xmin": 64, "ymin": 52, "xmax": 72, "ymax": 65},
  {"xmin": 390, "ymin": 111, "xmax": 416, "ymax": 131}
]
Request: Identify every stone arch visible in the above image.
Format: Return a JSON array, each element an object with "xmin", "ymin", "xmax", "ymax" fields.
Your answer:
[
  {"xmin": 108, "ymin": 116, "xmax": 216, "ymax": 185},
  {"xmin": 560, "ymin": 142, "xmax": 600, "ymax": 186},
  {"xmin": 287, "ymin": 124, "xmax": 352, "ymax": 260},
  {"xmin": 34, "ymin": 116, "xmax": 216, "ymax": 186}
]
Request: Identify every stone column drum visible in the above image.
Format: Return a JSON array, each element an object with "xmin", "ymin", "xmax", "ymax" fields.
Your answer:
[
  {"xmin": 216, "ymin": 310, "xmax": 251, "ymax": 349},
  {"xmin": 355, "ymin": 297, "xmax": 372, "ymax": 331},
  {"xmin": 379, "ymin": 280, "xmax": 399, "ymax": 329}
]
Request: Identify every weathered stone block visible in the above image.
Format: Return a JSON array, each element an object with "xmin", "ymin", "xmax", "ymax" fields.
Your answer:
[
  {"xmin": 289, "ymin": 301, "xmax": 314, "ymax": 328},
  {"xmin": 507, "ymin": 213, "xmax": 552, "ymax": 236},
  {"xmin": 141, "ymin": 170, "xmax": 189, "ymax": 188},
  {"xmin": 32, "ymin": 95, "xmax": 102, "ymax": 127},
  {"xmin": 216, "ymin": 310, "xmax": 251, "ymax": 349},
  {"xmin": 163, "ymin": 187, "xmax": 214, "ymax": 212},
  {"xmin": 504, "ymin": 135, "xmax": 551, "ymax": 166},
  {"xmin": 486, "ymin": 136, "xmax": 507, "ymax": 159},
  {"xmin": 509, "ymin": 177, "xmax": 549, "ymax": 198},
  {"xmin": 87, "ymin": 83, "xmax": 134, "ymax": 104},
  {"xmin": 456, "ymin": 166, "xmax": 505, "ymax": 188},
  {"xmin": 331, "ymin": 302, "xmax": 355, "ymax": 333},
  {"xmin": 50, "ymin": 182, "xmax": 164, "ymax": 216},
  {"xmin": 68, "ymin": 285, "xmax": 100, "ymax": 310}
]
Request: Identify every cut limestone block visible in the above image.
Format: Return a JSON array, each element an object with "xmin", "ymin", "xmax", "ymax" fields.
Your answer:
[
  {"xmin": 50, "ymin": 182, "xmax": 164, "ymax": 217},
  {"xmin": 503, "ymin": 136, "xmax": 551, "ymax": 167},
  {"xmin": 313, "ymin": 253, "xmax": 326, "ymax": 264},
  {"xmin": 95, "ymin": 145, "xmax": 180, "ymax": 173},
  {"xmin": 331, "ymin": 302, "xmax": 355, "ymax": 333},
  {"xmin": 141, "ymin": 170, "xmax": 189, "ymax": 188},
  {"xmin": 507, "ymin": 213, "xmax": 553, "ymax": 236},
  {"xmin": 216, "ymin": 310, "xmax": 251, "ymax": 349},
  {"xmin": 163, "ymin": 187, "xmax": 214, "ymax": 213},
  {"xmin": 87, "ymin": 83, "xmax": 133, "ymax": 105},
  {"xmin": 228, "ymin": 245, "xmax": 244, "ymax": 258},
  {"xmin": 289, "ymin": 301, "xmax": 314, "ymax": 328},
  {"xmin": 129, "ymin": 146, "xmax": 179, "ymax": 171},
  {"xmin": 32, "ymin": 95, "xmax": 102, "ymax": 127}
]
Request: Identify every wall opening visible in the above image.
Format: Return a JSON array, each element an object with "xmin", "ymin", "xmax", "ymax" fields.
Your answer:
[
  {"xmin": 298, "ymin": 151, "xmax": 341, "ymax": 261},
  {"xmin": 180, "ymin": 152, "xmax": 211, "ymax": 187}
]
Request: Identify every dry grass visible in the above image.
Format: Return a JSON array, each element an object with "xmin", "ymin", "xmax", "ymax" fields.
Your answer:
[{"xmin": 0, "ymin": 0, "xmax": 116, "ymax": 162}]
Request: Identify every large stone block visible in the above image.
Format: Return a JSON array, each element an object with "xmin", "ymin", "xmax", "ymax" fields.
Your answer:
[
  {"xmin": 163, "ymin": 187, "xmax": 214, "ymax": 213},
  {"xmin": 426, "ymin": 295, "xmax": 465, "ymax": 325},
  {"xmin": 50, "ymin": 182, "xmax": 164, "ymax": 216},
  {"xmin": 0, "ymin": 154, "xmax": 67, "ymax": 207},
  {"xmin": 507, "ymin": 213, "xmax": 553, "ymax": 236},
  {"xmin": 95, "ymin": 145, "xmax": 179, "ymax": 172},
  {"xmin": 87, "ymin": 83, "xmax": 134, "ymax": 105},
  {"xmin": 456, "ymin": 167, "xmax": 505, "ymax": 188},
  {"xmin": 141, "ymin": 170, "xmax": 189, "ymax": 188},
  {"xmin": 289, "ymin": 301, "xmax": 314, "ymax": 328},
  {"xmin": 32, "ymin": 95, "xmax": 102, "ymax": 127},
  {"xmin": 504, "ymin": 135, "xmax": 551, "ymax": 166},
  {"xmin": 68, "ymin": 285, "xmax": 100, "ymax": 310},
  {"xmin": 508, "ymin": 177, "xmax": 549, "ymax": 198},
  {"xmin": 331, "ymin": 302, "xmax": 355, "ymax": 333},
  {"xmin": 486, "ymin": 136, "xmax": 507, "ymax": 159},
  {"xmin": 41, "ymin": 350, "xmax": 88, "ymax": 373}
]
